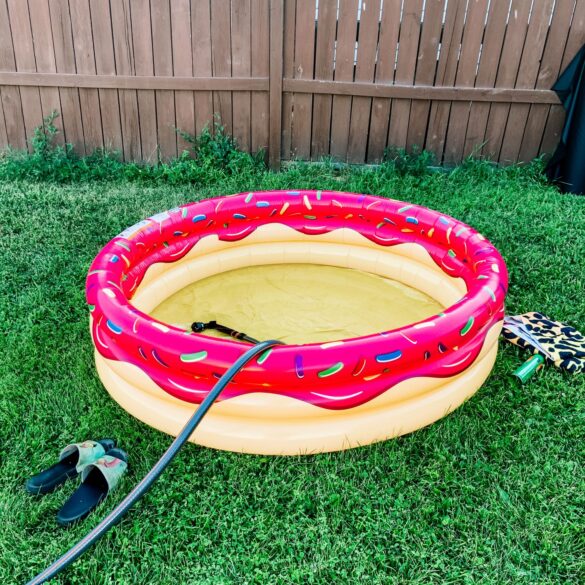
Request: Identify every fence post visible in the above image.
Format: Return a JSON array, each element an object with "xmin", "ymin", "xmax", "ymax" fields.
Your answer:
[{"xmin": 269, "ymin": 0, "xmax": 284, "ymax": 170}]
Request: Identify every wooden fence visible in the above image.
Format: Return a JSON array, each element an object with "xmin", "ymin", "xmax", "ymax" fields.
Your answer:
[{"xmin": 1, "ymin": 0, "xmax": 584, "ymax": 168}]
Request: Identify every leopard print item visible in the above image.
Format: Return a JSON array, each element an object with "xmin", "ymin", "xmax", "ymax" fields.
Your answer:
[{"xmin": 502, "ymin": 312, "xmax": 585, "ymax": 374}]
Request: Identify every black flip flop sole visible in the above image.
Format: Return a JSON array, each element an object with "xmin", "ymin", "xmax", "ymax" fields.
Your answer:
[{"xmin": 56, "ymin": 447, "xmax": 128, "ymax": 526}]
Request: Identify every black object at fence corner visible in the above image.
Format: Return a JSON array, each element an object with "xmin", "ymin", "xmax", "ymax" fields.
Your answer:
[{"xmin": 546, "ymin": 45, "xmax": 585, "ymax": 195}]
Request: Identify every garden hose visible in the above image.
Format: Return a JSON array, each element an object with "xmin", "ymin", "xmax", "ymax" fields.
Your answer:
[{"xmin": 27, "ymin": 338, "xmax": 283, "ymax": 585}]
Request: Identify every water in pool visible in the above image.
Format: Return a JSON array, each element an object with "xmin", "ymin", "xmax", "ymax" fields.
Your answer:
[{"xmin": 150, "ymin": 263, "xmax": 444, "ymax": 344}]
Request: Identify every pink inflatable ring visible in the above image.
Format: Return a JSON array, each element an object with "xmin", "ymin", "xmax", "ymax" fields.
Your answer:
[{"xmin": 87, "ymin": 190, "xmax": 507, "ymax": 455}]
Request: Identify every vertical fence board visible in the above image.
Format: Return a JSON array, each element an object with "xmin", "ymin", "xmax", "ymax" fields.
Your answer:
[
  {"xmin": 443, "ymin": 0, "xmax": 489, "ymax": 165},
  {"xmin": 171, "ymin": 0, "xmax": 195, "ymax": 153},
  {"xmin": 463, "ymin": 0, "xmax": 510, "ymax": 158},
  {"xmin": 69, "ymin": 0, "xmax": 104, "ymax": 152},
  {"xmin": 290, "ymin": 0, "xmax": 315, "ymax": 159},
  {"xmin": 7, "ymin": 0, "xmax": 44, "ymax": 151},
  {"xmin": 251, "ymin": 0, "xmax": 270, "ymax": 154},
  {"xmin": 91, "ymin": 0, "xmax": 124, "ymax": 154},
  {"xmin": 281, "ymin": 0, "xmax": 296, "ymax": 158},
  {"xmin": 347, "ymin": 0, "xmax": 381, "ymax": 163},
  {"xmin": 0, "ymin": 0, "xmax": 26, "ymax": 149},
  {"xmin": 330, "ymin": 0, "xmax": 359, "ymax": 161},
  {"xmin": 111, "ymin": 0, "xmax": 142, "ymax": 160},
  {"xmin": 150, "ymin": 0, "xmax": 176, "ymax": 159},
  {"xmin": 499, "ymin": 0, "xmax": 555, "ymax": 163},
  {"xmin": 0, "ymin": 84, "xmax": 26, "ymax": 150},
  {"xmin": 518, "ymin": 0, "xmax": 575, "ymax": 162},
  {"xmin": 367, "ymin": 0, "xmax": 401, "ymax": 162},
  {"xmin": 130, "ymin": 0, "xmax": 157, "ymax": 162},
  {"xmin": 269, "ymin": 0, "xmax": 283, "ymax": 169},
  {"xmin": 540, "ymin": 0, "xmax": 585, "ymax": 157},
  {"xmin": 210, "ymin": 0, "xmax": 233, "ymax": 133},
  {"xmin": 482, "ymin": 0, "xmax": 531, "ymax": 159},
  {"xmin": 425, "ymin": 0, "xmax": 466, "ymax": 160},
  {"xmin": 49, "ymin": 0, "xmax": 85, "ymax": 152},
  {"xmin": 191, "ymin": 0, "xmax": 214, "ymax": 136},
  {"xmin": 387, "ymin": 0, "xmax": 423, "ymax": 152},
  {"xmin": 405, "ymin": 0, "xmax": 446, "ymax": 155},
  {"xmin": 28, "ymin": 0, "xmax": 64, "ymax": 145},
  {"xmin": 0, "ymin": 94, "xmax": 6, "ymax": 145},
  {"xmin": 232, "ymin": 0, "xmax": 252, "ymax": 151},
  {"xmin": 310, "ymin": 0, "xmax": 337, "ymax": 159}
]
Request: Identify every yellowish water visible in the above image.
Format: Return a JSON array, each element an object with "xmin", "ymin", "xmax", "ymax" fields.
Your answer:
[{"xmin": 151, "ymin": 263, "xmax": 444, "ymax": 344}]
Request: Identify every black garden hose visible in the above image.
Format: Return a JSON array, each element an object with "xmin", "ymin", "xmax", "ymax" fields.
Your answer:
[{"xmin": 27, "ymin": 338, "xmax": 283, "ymax": 585}]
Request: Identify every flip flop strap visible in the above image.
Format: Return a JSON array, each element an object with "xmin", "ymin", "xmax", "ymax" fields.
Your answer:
[
  {"xmin": 59, "ymin": 440, "xmax": 107, "ymax": 473},
  {"xmin": 81, "ymin": 455, "xmax": 128, "ymax": 492}
]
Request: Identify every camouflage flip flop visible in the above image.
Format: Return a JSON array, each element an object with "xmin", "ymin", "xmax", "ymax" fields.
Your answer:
[
  {"xmin": 25, "ymin": 439, "xmax": 116, "ymax": 495},
  {"xmin": 57, "ymin": 447, "xmax": 128, "ymax": 526}
]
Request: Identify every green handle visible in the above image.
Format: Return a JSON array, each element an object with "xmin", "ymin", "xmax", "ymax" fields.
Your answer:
[{"xmin": 513, "ymin": 354, "xmax": 544, "ymax": 383}]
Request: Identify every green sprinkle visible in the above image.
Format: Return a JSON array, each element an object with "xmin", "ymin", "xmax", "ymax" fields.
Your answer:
[
  {"xmin": 448, "ymin": 249, "xmax": 456, "ymax": 258},
  {"xmin": 376, "ymin": 222, "xmax": 385, "ymax": 229},
  {"xmin": 318, "ymin": 362, "xmax": 344, "ymax": 378},
  {"xmin": 460, "ymin": 317, "xmax": 474, "ymax": 336},
  {"xmin": 316, "ymin": 190, "xmax": 322, "ymax": 200},
  {"xmin": 88, "ymin": 304, "xmax": 95, "ymax": 312},
  {"xmin": 477, "ymin": 274, "xmax": 489, "ymax": 280},
  {"xmin": 181, "ymin": 208, "xmax": 188, "ymax": 218},
  {"xmin": 304, "ymin": 215, "xmax": 317, "ymax": 220},
  {"xmin": 398, "ymin": 205, "xmax": 413, "ymax": 213},
  {"xmin": 180, "ymin": 351, "xmax": 208, "ymax": 363},
  {"xmin": 257, "ymin": 348, "xmax": 272, "ymax": 364},
  {"xmin": 245, "ymin": 192, "xmax": 254, "ymax": 203}
]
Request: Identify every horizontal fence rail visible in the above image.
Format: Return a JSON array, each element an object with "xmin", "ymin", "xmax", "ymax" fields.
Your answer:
[{"xmin": 1, "ymin": 0, "xmax": 585, "ymax": 167}]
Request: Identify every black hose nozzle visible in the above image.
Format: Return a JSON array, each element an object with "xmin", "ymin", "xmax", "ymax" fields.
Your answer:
[{"xmin": 191, "ymin": 320, "xmax": 260, "ymax": 344}]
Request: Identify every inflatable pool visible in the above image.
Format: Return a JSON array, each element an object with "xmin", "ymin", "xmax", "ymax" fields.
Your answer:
[{"xmin": 87, "ymin": 190, "xmax": 507, "ymax": 455}]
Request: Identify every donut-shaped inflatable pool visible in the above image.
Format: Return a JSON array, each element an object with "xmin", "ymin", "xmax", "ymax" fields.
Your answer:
[{"xmin": 87, "ymin": 190, "xmax": 507, "ymax": 455}]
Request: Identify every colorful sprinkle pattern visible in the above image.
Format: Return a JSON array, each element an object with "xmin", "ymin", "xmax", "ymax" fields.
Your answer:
[{"xmin": 87, "ymin": 191, "xmax": 508, "ymax": 410}]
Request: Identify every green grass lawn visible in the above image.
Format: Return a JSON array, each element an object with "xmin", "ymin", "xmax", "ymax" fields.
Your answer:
[{"xmin": 1, "ymin": 156, "xmax": 584, "ymax": 584}]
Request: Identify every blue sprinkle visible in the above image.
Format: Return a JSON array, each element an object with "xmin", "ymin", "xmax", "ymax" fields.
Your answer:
[
  {"xmin": 256, "ymin": 201, "xmax": 270, "ymax": 208},
  {"xmin": 287, "ymin": 191, "xmax": 301, "ymax": 196},
  {"xmin": 439, "ymin": 217, "xmax": 451, "ymax": 225},
  {"xmin": 233, "ymin": 213, "xmax": 247, "ymax": 219},
  {"xmin": 406, "ymin": 217, "xmax": 419, "ymax": 225},
  {"xmin": 173, "ymin": 230, "xmax": 183, "ymax": 236},
  {"xmin": 192, "ymin": 214, "xmax": 207, "ymax": 223},
  {"xmin": 375, "ymin": 350, "xmax": 402, "ymax": 363},
  {"xmin": 110, "ymin": 255, "xmax": 119, "ymax": 263},
  {"xmin": 106, "ymin": 320, "xmax": 123, "ymax": 334}
]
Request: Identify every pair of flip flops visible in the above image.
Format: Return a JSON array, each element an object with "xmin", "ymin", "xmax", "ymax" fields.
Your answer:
[{"xmin": 25, "ymin": 439, "xmax": 128, "ymax": 526}]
